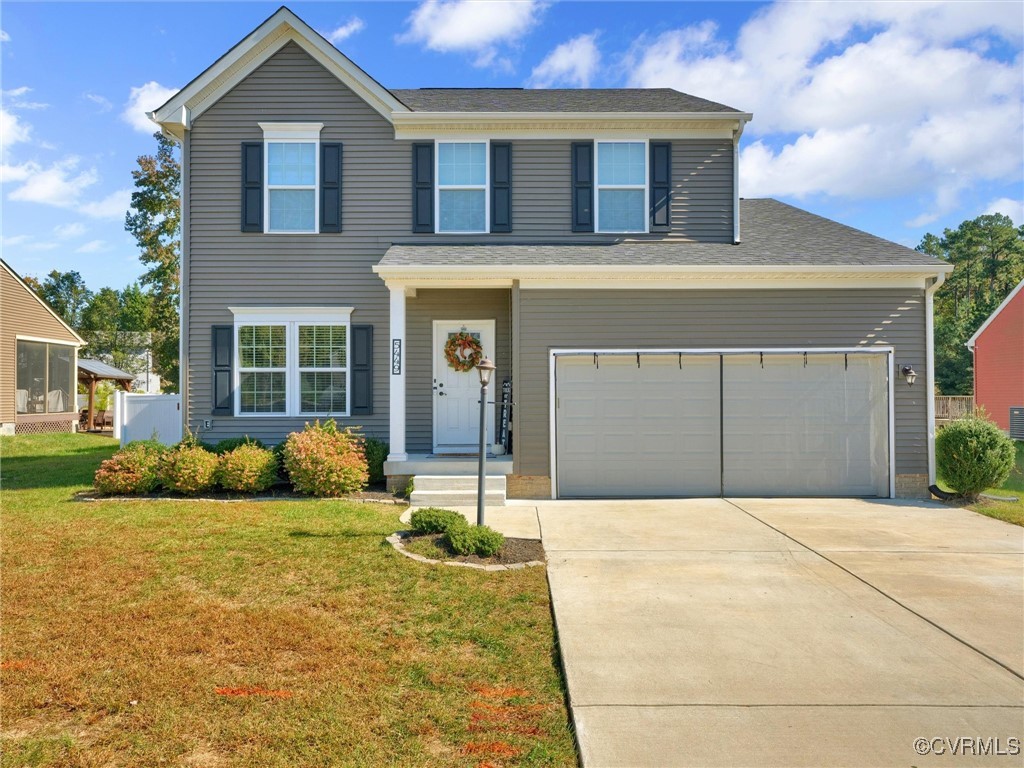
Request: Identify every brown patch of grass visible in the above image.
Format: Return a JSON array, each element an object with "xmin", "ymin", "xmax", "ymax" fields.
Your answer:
[
  {"xmin": 214, "ymin": 686, "xmax": 293, "ymax": 699},
  {"xmin": 470, "ymin": 684, "xmax": 531, "ymax": 698},
  {"xmin": 461, "ymin": 741, "xmax": 523, "ymax": 757},
  {"xmin": 1, "ymin": 659, "xmax": 37, "ymax": 670}
]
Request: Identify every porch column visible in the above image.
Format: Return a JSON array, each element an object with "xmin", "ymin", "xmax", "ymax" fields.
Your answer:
[{"xmin": 388, "ymin": 284, "xmax": 408, "ymax": 461}]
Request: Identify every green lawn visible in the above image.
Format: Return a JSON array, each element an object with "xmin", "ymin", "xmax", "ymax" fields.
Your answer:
[
  {"xmin": 939, "ymin": 440, "xmax": 1024, "ymax": 527},
  {"xmin": 0, "ymin": 433, "xmax": 576, "ymax": 767}
]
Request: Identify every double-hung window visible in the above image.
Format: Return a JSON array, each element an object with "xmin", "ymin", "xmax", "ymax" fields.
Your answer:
[
  {"xmin": 260, "ymin": 123, "xmax": 323, "ymax": 233},
  {"xmin": 596, "ymin": 141, "xmax": 648, "ymax": 233},
  {"xmin": 232, "ymin": 308, "xmax": 351, "ymax": 417},
  {"xmin": 437, "ymin": 141, "xmax": 488, "ymax": 233}
]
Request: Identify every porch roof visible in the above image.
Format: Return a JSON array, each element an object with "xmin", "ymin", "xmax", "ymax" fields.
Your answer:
[{"xmin": 377, "ymin": 199, "xmax": 949, "ymax": 276}]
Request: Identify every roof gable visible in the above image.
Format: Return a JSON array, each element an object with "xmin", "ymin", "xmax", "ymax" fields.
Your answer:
[
  {"xmin": 150, "ymin": 6, "xmax": 408, "ymax": 138},
  {"xmin": 967, "ymin": 278, "xmax": 1024, "ymax": 350},
  {"xmin": 0, "ymin": 260, "xmax": 85, "ymax": 345}
]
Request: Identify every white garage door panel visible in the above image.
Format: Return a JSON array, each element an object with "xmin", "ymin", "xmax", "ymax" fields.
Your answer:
[
  {"xmin": 723, "ymin": 354, "xmax": 889, "ymax": 497},
  {"xmin": 556, "ymin": 355, "xmax": 721, "ymax": 497}
]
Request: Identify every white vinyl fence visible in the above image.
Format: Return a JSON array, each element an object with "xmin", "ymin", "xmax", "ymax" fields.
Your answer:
[{"xmin": 114, "ymin": 392, "xmax": 183, "ymax": 446}]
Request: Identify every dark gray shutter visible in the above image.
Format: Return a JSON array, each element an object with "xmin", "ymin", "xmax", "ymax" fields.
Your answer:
[
  {"xmin": 650, "ymin": 142, "xmax": 672, "ymax": 231},
  {"xmin": 320, "ymin": 142, "xmax": 343, "ymax": 233},
  {"xmin": 212, "ymin": 325, "xmax": 234, "ymax": 415},
  {"xmin": 571, "ymin": 141, "xmax": 594, "ymax": 232},
  {"xmin": 412, "ymin": 143, "xmax": 434, "ymax": 233},
  {"xmin": 490, "ymin": 142, "xmax": 512, "ymax": 233},
  {"xmin": 351, "ymin": 324, "xmax": 373, "ymax": 415},
  {"xmin": 241, "ymin": 142, "xmax": 263, "ymax": 232}
]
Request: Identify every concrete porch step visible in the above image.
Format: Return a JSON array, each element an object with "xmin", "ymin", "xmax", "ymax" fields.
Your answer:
[
  {"xmin": 410, "ymin": 489, "xmax": 507, "ymax": 507},
  {"xmin": 413, "ymin": 475, "xmax": 507, "ymax": 492}
]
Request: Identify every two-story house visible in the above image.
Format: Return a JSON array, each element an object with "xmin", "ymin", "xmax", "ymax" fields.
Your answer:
[{"xmin": 150, "ymin": 7, "xmax": 951, "ymax": 501}]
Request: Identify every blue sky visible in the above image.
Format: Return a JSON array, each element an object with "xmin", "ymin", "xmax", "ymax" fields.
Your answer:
[{"xmin": 2, "ymin": 1, "xmax": 1022, "ymax": 291}]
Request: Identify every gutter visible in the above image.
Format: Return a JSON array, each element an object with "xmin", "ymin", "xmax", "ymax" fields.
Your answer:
[{"xmin": 925, "ymin": 271, "xmax": 947, "ymax": 486}]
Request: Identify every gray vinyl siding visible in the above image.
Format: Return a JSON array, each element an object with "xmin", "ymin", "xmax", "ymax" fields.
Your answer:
[
  {"xmin": 515, "ymin": 289, "xmax": 927, "ymax": 478},
  {"xmin": 186, "ymin": 42, "xmax": 735, "ymax": 441},
  {"xmin": 406, "ymin": 289, "xmax": 511, "ymax": 453}
]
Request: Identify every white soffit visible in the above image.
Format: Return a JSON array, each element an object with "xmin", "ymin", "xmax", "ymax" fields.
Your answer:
[{"xmin": 149, "ymin": 7, "xmax": 408, "ymax": 135}]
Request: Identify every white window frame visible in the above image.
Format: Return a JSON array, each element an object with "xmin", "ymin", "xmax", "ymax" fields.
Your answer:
[
  {"xmin": 595, "ymin": 139, "xmax": 650, "ymax": 234},
  {"xmin": 435, "ymin": 139, "xmax": 490, "ymax": 234},
  {"xmin": 14, "ymin": 336, "xmax": 79, "ymax": 415},
  {"xmin": 229, "ymin": 307, "xmax": 353, "ymax": 418},
  {"xmin": 260, "ymin": 122, "xmax": 324, "ymax": 235}
]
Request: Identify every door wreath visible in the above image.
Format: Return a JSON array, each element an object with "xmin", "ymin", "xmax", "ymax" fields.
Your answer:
[{"xmin": 444, "ymin": 331, "xmax": 483, "ymax": 372}]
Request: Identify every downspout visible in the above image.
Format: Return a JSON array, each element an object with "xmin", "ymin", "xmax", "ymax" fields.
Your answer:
[
  {"xmin": 733, "ymin": 124, "xmax": 742, "ymax": 244},
  {"xmin": 925, "ymin": 271, "xmax": 947, "ymax": 486}
]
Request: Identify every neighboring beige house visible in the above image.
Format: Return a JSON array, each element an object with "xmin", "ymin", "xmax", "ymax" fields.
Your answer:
[
  {"xmin": 1, "ymin": 259, "xmax": 85, "ymax": 435},
  {"xmin": 150, "ymin": 7, "xmax": 952, "ymax": 501}
]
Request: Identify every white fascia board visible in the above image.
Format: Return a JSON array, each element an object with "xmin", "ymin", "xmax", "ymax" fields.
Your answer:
[
  {"xmin": 966, "ymin": 277, "xmax": 1024, "ymax": 350},
  {"xmin": 229, "ymin": 306, "xmax": 353, "ymax": 323},
  {"xmin": 150, "ymin": 7, "xmax": 406, "ymax": 130}
]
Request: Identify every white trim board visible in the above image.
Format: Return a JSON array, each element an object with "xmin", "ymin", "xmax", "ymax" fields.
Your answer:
[
  {"xmin": 966, "ymin": 278, "xmax": 1024, "ymax": 350},
  {"xmin": 548, "ymin": 346, "xmax": 897, "ymax": 501}
]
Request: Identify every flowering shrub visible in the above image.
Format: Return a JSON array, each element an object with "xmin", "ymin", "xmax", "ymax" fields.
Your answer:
[
  {"xmin": 213, "ymin": 436, "xmax": 267, "ymax": 455},
  {"xmin": 93, "ymin": 440, "xmax": 166, "ymax": 495},
  {"xmin": 282, "ymin": 419, "xmax": 368, "ymax": 496},
  {"xmin": 160, "ymin": 444, "xmax": 220, "ymax": 495},
  {"xmin": 218, "ymin": 443, "xmax": 279, "ymax": 493}
]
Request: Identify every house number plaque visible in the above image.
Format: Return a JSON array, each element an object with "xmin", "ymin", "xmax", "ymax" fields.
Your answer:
[{"xmin": 391, "ymin": 339, "xmax": 402, "ymax": 375}]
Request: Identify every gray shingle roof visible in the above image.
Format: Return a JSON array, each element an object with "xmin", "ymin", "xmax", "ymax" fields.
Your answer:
[
  {"xmin": 379, "ymin": 199, "xmax": 948, "ymax": 269},
  {"xmin": 390, "ymin": 88, "xmax": 741, "ymax": 114}
]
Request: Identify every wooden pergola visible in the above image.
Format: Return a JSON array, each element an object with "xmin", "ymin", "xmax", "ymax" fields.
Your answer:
[{"xmin": 77, "ymin": 358, "xmax": 134, "ymax": 431}]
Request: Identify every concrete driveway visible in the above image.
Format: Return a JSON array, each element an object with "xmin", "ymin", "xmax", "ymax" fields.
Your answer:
[{"xmin": 535, "ymin": 498, "xmax": 1024, "ymax": 767}]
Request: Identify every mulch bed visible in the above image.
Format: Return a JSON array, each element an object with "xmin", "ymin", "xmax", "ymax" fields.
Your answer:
[
  {"xmin": 76, "ymin": 482, "xmax": 406, "ymax": 504},
  {"xmin": 403, "ymin": 533, "xmax": 545, "ymax": 566}
]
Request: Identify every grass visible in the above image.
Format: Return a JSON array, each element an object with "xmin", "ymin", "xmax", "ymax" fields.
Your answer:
[
  {"xmin": 938, "ymin": 440, "xmax": 1024, "ymax": 527},
  {"xmin": 0, "ymin": 433, "xmax": 576, "ymax": 767}
]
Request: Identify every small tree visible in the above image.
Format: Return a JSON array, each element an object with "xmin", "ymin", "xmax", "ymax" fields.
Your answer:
[{"xmin": 936, "ymin": 415, "xmax": 1016, "ymax": 500}]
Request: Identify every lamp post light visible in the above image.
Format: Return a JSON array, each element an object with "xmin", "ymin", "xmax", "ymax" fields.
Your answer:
[{"xmin": 475, "ymin": 356, "xmax": 496, "ymax": 527}]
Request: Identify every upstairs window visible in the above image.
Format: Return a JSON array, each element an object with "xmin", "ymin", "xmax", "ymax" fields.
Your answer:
[
  {"xmin": 437, "ymin": 141, "xmax": 488, "ymax": 233},
  {"xmin": 596, "ymin": 141, "xmax": 647, "ymax": 233},
  {"xmin": 260, "ymin": 123, "xmax": 323, "ymax": 233}
]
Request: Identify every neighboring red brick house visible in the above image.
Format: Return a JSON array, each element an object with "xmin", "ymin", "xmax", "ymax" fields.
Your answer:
[{"xmin": 967, "ymin": 279, "xmax": 1024, "ymax": 431}]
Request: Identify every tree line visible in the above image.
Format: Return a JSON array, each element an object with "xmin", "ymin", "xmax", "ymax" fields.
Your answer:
[{"xmin": 25, "ymin": 134, "xmax": 181, "ymax": 391}]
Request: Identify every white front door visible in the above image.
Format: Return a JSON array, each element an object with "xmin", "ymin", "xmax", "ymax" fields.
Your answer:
[{"xmin": 433, "ymin": 320, "xmax": 496, "ymax": 454}]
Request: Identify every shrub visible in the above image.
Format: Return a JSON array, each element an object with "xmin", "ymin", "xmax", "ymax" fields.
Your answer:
[
  {"xmin": 212, "ymin": 436, "xmax": 267, "ymax": 455},
  {"xmin": 218, "ymin": 443, "xmax": 279, "ymax": 493},
  {"xmin": 936, "ymin": 415, "xmax": 1016, "ymax": 500},
  {"xmin": 160, "ymin": 444, "xmax": 220, "ymax": 495},
  {"xmin": 282, "ymin": 419, "xmax": 368, "ymax": 496},
  {"xmin": 410, "ymin": 507, "xmax": 467, "ymax": 535},
  {"xmin": 93, "ymin": 440, "xmax": 166, "ymax": 495},
  {"xmin": 176, "ymin": 429, "xmax": 216, "ymax": 453},
  {"xmin": 446, "ymin": 524, "xmax": 505, "ymax": 558},
  {"xmin": 271, "ymin": 442, "xmax": 290, "ymax": 481},
  {"xmin": 363, "ymin": 436, "xmax": 389, "ymax": 485}
]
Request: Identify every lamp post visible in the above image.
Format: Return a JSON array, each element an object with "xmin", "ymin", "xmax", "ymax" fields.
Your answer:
[{"xmin": 475, "ymin": 356, "xmax": 496, "ymax": 526}]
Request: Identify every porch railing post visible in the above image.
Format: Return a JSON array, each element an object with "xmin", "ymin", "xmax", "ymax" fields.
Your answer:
[{"xmin": 388, "ymin": 285, "xmax": 408, "ymax": 462}]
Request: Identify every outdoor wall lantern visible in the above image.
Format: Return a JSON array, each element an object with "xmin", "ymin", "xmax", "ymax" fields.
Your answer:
[
  {"xmin": 475, "ymin": 356, "xmax": 496, "ymax": 526},
  {"xmin": 901, "ymin": 364, "xmax": 918, "ymax": 387}
]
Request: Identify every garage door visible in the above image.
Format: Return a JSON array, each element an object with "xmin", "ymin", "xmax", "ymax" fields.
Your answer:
[{"xmin": 554, "ymin": 351, "xmax": 890, "ymax": 498}]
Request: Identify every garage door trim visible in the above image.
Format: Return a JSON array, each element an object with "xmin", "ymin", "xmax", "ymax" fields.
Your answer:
[{"xmin": 549, "ymin": 347, "xmax": 895, "ymax": 500}]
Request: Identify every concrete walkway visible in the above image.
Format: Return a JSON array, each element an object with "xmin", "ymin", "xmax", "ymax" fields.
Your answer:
[{"xmin": 538, "ymin": 498, "xmax": 1024, "ymax": 767}]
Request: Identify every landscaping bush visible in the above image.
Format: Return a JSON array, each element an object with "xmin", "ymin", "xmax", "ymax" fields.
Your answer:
[
  {"xmin": 410, "ymin": 507, "xmax": 467, "ymax": 535},
  {"xmin": 363, "ymin": 436, "xmax": 388, "ymax": 485},
  {"xmin": 212, "ymin": 436, "xmax": 266, "ymax": 455},
  {"xmin": 93, "ymin": 440, "xmax": 166, "ymax": 495},
  {"xmin": 282, "ymin": 419, "xmax": 368, "ymax": 496},
  {"xmin": 160, "ymin": 444, "xmax": 220, "ymax": 495},
  {"xmin": 446, "ymin": 524, "xmax": 505, "ymax": 558},
  {"xmin": 271, "ymin": 442, "xmax": 290, "ymax": 481},
  {"xmin": 936, "ymin": 415, "xmax": 1016, "ymax": 500},
  {"xmin": 218, "ymin": 443, "xmax": 279, "ymax": 493}
]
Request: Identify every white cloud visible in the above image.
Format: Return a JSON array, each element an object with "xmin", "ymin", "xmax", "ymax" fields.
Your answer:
[
  {"xmin": 0, "ymin": 108, "xmax": 32, "ymax": 159},
  {"xmin": 84, "ymin": 92, "xmax": 113, "ymax": 112},
  {"xmin": 399, "ymin": 0, "xmax": 544, "ymax": 68},
  {"xmin": 2, "ymin": 155, "xmax": 130, "ymax": 220},
  {"xmin": 122, "ymin": 81, "xmax": 178, "ymax": 133},
  {"xmin": 529, "ymin": 32, "xmax": 600, "ymax": 88},
  {"xmin": 80, "ymin": 189, "xmax": 131, "ymax": 219},
  {"xmin": 0, "ymin": 30, "xmax": 9, "ymax": 43},
  {"xmin": 54, "ymin": 222, "xmax": 87, "ymax": 239},
  {"xmin": 75, "ymin": 239, "xmax": 108, "ymax": 254},
  {"xmin": 26, "ymin": 241, "xmax": 58, "ymax": 252},
  {"xmin": 0, "ymin": 234, "xmax": 31, "ymax": 247},
  {"xmin": 626, "ymin": 2, "xmax": 1024, "ymax": 225},
  {"xmin": 324, "ymin": 17, "xmax": 365, "ymax": 44},
  {"xmin": 983, "ymin": 197, "xmax": 1024, "ymax": 224},
  {"xmin": 2, "ymin": 86, "xmax": 48, "ymax": 110}
]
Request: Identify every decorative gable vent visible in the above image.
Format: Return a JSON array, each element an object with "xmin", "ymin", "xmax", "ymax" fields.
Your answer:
[{"xmin": 1010, "ymin": 407, "xmax": 1024, "ymax": 441}]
